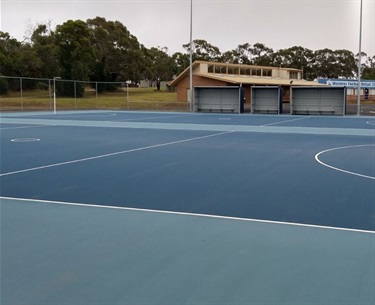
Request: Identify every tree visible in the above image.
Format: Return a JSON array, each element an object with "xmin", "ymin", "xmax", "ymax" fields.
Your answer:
[
  {"xmin": 0, "ymin": 77, "xmax": 9, "ymax": 95},
  {"xmin": 251, "ymin": 43, "xmax": 274, "ymax": 66},
  {"xmin": 272, "ymin": 46, "xmax": 314, "ymax": 80},
  {"xmin": 0, "ymin": 32, "xmax": 42, "ymax": 90},
  {"xmin": 231, "ymin": 43, "xmax": 252, "ymax": 64},
  {"xmin": 87, "ymin": 17, "xmax": 145, "ymax": 88},
  {"xmin": 13, "ymin": 43, "xmax": 42, "ymax": 80},
  {"xmin": 171, "ymin": 52, "xmax": 190, "ymax": 75},
  {"xmin": 182, "ymin": 39, "xmax": 221, "ymax": 62},
  {"xmin": 333, "ymin": 49, "xmax": 356, "ymax": 78},
  {"xmin": 55, "ymin": 20, "xmax": 95, "ymax": 96},
  {"xmin": 2, "ymin": 15, "xmax": 375, "ymax": 94},
  {"xmin": 143, "ymin": 47, "xmax": 175, "ymax": 90},
  {"xmin": 219, "ymin": 50, "xmax": 238, "ymax": 64},
  {"xmin": 310, "ymin": 49, "xmax": 357, "ymax": 80},
  {"xmin": 362, "ymin": 55, "xmax": 375, "ymax": 79},
  {"xmin": 227, "ymin": 42, "xmax": 273, "ymax": 65},
  {"xmin": 310, "ymin": 48, "xmax": 337, "ymax": 79},
  {"xmin": 0, "ymin": 32, "xmax": 21, "ymax": 77},
  {"xmin": 29, "ymin": 23, "xmax": 60, "ymax": 79}
]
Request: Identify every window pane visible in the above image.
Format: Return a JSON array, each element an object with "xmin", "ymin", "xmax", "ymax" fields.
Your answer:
[
  {"xmin": 215, "ymin": 65, "xmax": 227, "ymax": 74},
  {"xmin": 262, "ymin": 69, "xmax": 272, "ymax": 77}
]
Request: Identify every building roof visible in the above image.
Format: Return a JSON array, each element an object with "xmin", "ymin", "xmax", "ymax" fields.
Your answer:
[
  {"xmin": 194, "ymin": 73, "xmax": 322, "ymax": 86},
  {"xmin": 169, "ymin": 60, "xmax": 323, "ymax": 87}
]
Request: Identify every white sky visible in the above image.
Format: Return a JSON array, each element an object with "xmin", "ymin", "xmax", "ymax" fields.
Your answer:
[{"xmin": 1, "ymin": 0, "xmax": 374, "ymax": 57}]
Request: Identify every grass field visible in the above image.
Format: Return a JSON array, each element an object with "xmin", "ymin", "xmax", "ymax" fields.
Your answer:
[{"xmin": 0, "ymin": 87, "xmax": 187, "ymax": 112}]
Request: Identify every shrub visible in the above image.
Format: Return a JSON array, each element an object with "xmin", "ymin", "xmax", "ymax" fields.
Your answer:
[{"xmin": 0, "ymin": 78, "xmax": 9, "ymax": 95}]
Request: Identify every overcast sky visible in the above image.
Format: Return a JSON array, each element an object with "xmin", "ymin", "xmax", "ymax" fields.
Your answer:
[{"xmin": 1, "ymin": 0, "xmax": 374, "ymax": 57}]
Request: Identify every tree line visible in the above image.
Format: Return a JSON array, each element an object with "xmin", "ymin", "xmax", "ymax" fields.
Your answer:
[{"xmin": 0, "ymin": 16, "xmax": 374, "ymax": 96}]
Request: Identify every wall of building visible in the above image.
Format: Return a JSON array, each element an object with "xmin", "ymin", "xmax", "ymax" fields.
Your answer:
[
  {"xmin": 176, "ymin": 75, "xmax": 229, "ymax": 102},
  {"xmin": 172, "ymin": 62, "xmax": 304, "ymax": 104}
]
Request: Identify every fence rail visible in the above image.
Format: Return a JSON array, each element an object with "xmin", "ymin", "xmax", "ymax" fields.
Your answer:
[
  {"xmin": 1, "ymin": 75, "xmax": 374, "ymax": 115},
  {"xmin": 0, "ymin": 76, "xmax": 186, "ymax": 112}
]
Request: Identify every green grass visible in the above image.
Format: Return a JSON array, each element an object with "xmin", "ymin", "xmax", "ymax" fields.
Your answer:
[{"xmin": 0, "ymin": 87, "xmax": 187, "ymax": 112}]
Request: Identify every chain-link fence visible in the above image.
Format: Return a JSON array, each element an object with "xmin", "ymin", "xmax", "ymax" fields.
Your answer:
[
  {"xmin": 0, "ymin": 76, "xmax": 187, "ymax": 112},
  {"xmin": 1, "ymin": 75, "xmax": 374, "ymax": 115}
]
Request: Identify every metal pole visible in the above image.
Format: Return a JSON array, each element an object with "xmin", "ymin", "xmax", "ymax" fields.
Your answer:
[
  {"xmin": 74, "ymin": 81, "xmax": 77, "ymax": 110},
  {"xmin": 49, "ymin": 79, "xmax": 52, "ymax": 110},
  {"xmin": 356, "ymin": 0, "xmax": 363, "ymax": 115},
  {"xmin": 53, "ymin": 77, "xmax": 61, "ymax": 114},
  {"xmin": 189, "ymin": 0, "xmax": 193, "ymax": 112},
  {"xmin": 20, "ymin": 77, "xmax": 23, "ymax": 111},
  {"xmin": 53, "ymin": 78, "xmax": 56, "ymax": 114},
  {"xmin": 127, "ymin": 83, "xmax": 129, "ymax": 110},
  {"xmin": 96, "ymin": 82, "xmax": 98, "ymax": 110}
]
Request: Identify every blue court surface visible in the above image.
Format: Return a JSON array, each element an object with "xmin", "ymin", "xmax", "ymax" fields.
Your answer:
[{"xmin": 1, "ymin": 111, "xmax": 374, "ymax": 304}]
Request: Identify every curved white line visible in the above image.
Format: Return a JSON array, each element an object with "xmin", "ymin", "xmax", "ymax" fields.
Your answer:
[
  {"xmin": 315, "ymin": 144, "xmax": 375, "ymax": 180},
  {"xmin": 366, "ymin": 121, "xmax": 375, "ymax": 125}
]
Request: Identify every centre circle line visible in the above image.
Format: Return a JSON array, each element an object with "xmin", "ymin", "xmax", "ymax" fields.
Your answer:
[{"xmin": 314, "ymin": 144, "xmax": 375, "ymax": 180}]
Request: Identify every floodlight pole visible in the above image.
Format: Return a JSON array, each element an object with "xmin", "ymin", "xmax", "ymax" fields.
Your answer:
[
  {"xmin": 53, "ymin": 77, "xmax": 61, "ymax": 114},
  {"xmin": 356, "ymin": 0, "xmax": 363, "ymax": 116},
  {"xmin": 189, "ymin": 0, "xmax": 193, "ymax": 112}
]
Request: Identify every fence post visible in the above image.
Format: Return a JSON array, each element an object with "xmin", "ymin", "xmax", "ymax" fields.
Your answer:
[
  {"xmin": 96, "ymin": 82, "xmax": 98, "ymax": 109},
  {"xmin": 20, "ymin": 77, "xmax": 23, "ymax": 111},
  {"xmin": 49, "ymin": 79, "xmax": 52, "ymax": 110},
  {"xmin": 74, "ymin": 81, "xmax": 77, "ymax": 110}
]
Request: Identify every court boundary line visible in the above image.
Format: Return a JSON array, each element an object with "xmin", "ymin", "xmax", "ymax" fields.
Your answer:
[
  {"xmin": 61, "ymin": 112, "xmax": 117, "ymax": 118},
  {"xmin": 315, "ymin": 144, "xmax": 375, "ymax": 180},
  {"xmin": 107, "ymin": 113, "xmax": 197, "ymax": 122},
  {"xmin": 0, "ymin": 124, "xmax": 52, "ymax": 130},
  {"xmin": 0, "ymin": 130, "xmax": 234, "ymax": 177},
  {"xmin": 11, "ymin": 138, "xmax": 40, "ymax": 142},
  {"xmin": 1, "ymin": 196, "xmax": 374, "ymax": 234},
  {"xmin": 260, "ymin": 116, "xmax": 310, "ymax": 126}
]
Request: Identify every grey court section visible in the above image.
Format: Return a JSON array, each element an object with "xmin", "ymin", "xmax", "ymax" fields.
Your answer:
[
  {"xmin": 1, "ymin": 198, "xmax": 374, "ymax": 304},
  {"xmin": 1, "ymin": 117, "xmax": 375, "ymax": 136}
]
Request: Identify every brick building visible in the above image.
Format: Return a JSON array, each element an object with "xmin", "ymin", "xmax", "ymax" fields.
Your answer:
[{"xmin": 168, "ymin": 60, "xmax": 322, "ymax": 110}]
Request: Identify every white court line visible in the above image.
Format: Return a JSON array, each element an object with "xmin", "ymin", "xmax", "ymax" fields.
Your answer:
[
  {"xmin": 1, "ymin": 196, "xmax": 374, "ymax": 234},
  {"xmin": 315, "ymin": 144, "xmax": 375, "ymax": 180},
  {"xmin": 108, "ymin": 114, "xmax": 194, "ymax": 122},
  {"xmin": 59, "ymin": 113, "xmax": 117, "ymax": 118},
  {"xmin": 0, "ymin": 130, "xmax": 234, "ymax": 177},
  {"xmin": 260, "ymin": 116, "xmax": 310, "ymax": 126},
  {"xmin": 11, "ymin": 138, "xmax": 40, "ymax": 142},
  {"xmin": 0, "ymin": 125, "xmax": 51, "ymax": 130}
]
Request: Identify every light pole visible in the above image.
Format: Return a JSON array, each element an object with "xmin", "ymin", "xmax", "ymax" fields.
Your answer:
[
  {"xmin": 356, "ymin": 0, "xmax": 363, "ymax": 115},
  {"xmin": 53, "ymin": 77, "xmax": 61, "ymax": 114}
]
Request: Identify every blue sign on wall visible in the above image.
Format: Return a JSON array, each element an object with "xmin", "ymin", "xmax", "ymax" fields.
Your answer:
[{"xmin": 318, "ymin": 78, "xmax": 375, "ymax": 88}]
